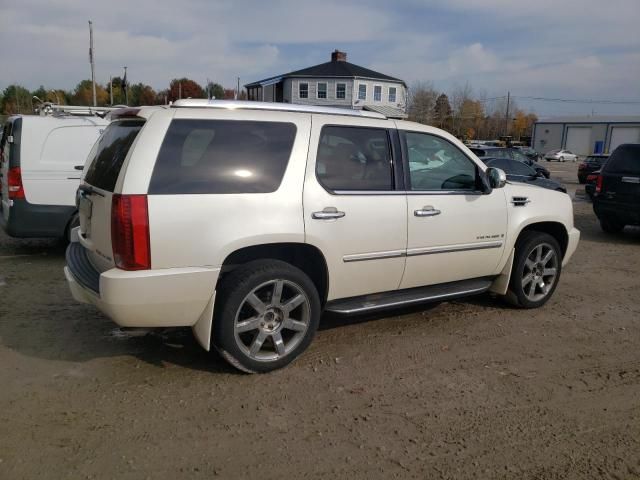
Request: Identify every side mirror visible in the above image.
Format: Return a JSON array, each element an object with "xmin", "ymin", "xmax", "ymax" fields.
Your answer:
[{"xmin": 486, "ymin": 167, "xmax": 507, "ymax": 189}]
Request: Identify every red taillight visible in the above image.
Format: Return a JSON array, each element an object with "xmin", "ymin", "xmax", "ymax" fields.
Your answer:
[
  {"xmin": 586, "ymin": 174, "xmax": 598, "ymax": 182},
  {"xmin": 111, "ymin": 194, "xmax": 150, "ymax": 270},
  {"xmin": 8, "ymin": 167, "xmax": 25, "ymax": 199},
  {"xmin": 595, "ymin": 175, "xmax": 603, "ymax": 193}
]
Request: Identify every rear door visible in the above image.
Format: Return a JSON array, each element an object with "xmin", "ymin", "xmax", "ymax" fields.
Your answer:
[
  {"xmin": 0, "ymin": 118, "xmax": 18, "ymax": 221},
  {"xmin": 26, "ymin": 123, "xmax": 105, "ymax": 207},
  {"xmin": 78, "ymin": 118, "xmax": 145, "ymax": 272},
  {"xmin": 303, "ymin": 118, "xmax": 407, "ymax": 300}
]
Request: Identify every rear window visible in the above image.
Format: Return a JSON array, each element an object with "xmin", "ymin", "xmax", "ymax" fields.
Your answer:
[
  {"xmin": 148, "ymin": 119, "xmax": 296, "ymax": 194},
  {"xmin": 605, "ymin": 144, "xmax": 640, "ymax": 175},
  {"xmin": 84, "ymin": 120, "xmax": 144, "ymax": 191}
]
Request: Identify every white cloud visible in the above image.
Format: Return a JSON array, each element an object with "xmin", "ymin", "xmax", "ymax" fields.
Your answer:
[{"xmin": 0, "ymin": 0, "xmax": 638, "ymax": 116}]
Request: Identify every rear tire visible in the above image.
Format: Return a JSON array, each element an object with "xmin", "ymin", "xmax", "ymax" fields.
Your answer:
[
  {"xmin": 506, "ymin": 231, "xmax": 562, "ymax": 309},
  {"xmin": 600, "ymin": 218, "xmax": 624, "ymax": 234},
  {"xmin": 63, "ymin": 213, "xmax": 80, "ymax": 243},
  {"xmin": 213, "ymin": 260, "xmax": 321, "ymax": 373}
]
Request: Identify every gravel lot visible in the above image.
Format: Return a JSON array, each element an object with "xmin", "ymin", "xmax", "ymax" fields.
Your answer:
[{"xmin": 1, "ymin": 161, "xmax": 639, "ymax": 479}]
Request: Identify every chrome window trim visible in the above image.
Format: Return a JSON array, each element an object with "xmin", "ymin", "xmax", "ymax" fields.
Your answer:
[{"xmin": 332, "ymin": 189, "xmax": 483, "ymax": 196}]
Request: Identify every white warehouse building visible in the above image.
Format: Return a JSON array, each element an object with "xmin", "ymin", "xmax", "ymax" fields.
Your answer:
[{"xmin": 532, "ymin": 116, "xmax": 640, "ymax": 156}]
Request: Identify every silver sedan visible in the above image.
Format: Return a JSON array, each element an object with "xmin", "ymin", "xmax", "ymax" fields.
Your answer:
[{"xmin": 544, "ymin": 149, "xmax": 579, "ymax": 162}]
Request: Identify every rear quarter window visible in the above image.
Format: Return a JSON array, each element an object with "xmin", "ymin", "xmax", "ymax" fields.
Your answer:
[
  {"xmin": 605, "ymin": 145, "xmax": 640, "ymax": 175},
  {"xmin": 148, "ymin": 119, "xmax": 296, "ymax": 194},
  {"xmin": 84, "ymin": 119, "xmax": 144, "ymax": 191}
]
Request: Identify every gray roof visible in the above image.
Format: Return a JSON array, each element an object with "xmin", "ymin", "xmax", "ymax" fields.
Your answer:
[
  {"xmin": 363, "ymin": 105, "xmax": 407, "ymax": 119},
  {"xmin": 246, "ymin": 59, "xmax": 405, "ymax": 88},
  {"xmin": 536, "ymin": 115, "xmax": 640, "ymax": 124}
]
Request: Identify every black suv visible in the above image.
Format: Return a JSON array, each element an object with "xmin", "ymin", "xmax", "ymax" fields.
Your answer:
[
  {"xmin": 593, "ymin": 144, "xmax": 640, "ymax": 233},
  {"xmin": 578, "ymin": 154, "xmax": 608, "ymax": 184},
  {"xmin": 470, "ymin": 147, "xmax": 550, "ymax": 178}
]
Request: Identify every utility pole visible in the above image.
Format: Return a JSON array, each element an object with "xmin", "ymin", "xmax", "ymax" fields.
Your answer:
[
  {"xmin": 237, "ymin": 77, "xmax": 240, "ymax": 100},
  {"xmin": 123, "ymin": 66, "xmax": 128, "ymax": 105},
  {"xmin": 504, "ymin": 91, "xmax": 510, "ymax": 137},
  {"xmin": 89, "ymin": 20, "xmax": 97, "ymax": 107},
  {"xmin": 179, "ymin": 81, "xmax": 182, "ymax": 100},
  {"xmin": 109, "ymin": 76, "xmax": 113, "ymax": 105}
]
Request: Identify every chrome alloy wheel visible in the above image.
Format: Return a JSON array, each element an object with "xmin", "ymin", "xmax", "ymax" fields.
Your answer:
[
  {"xmin": 522, "ymin": 243, "xmax": 558, "ymax": 302},
  {"xmin": 233, "ymin": 279, "xmax": 311, "ymax": 362}
]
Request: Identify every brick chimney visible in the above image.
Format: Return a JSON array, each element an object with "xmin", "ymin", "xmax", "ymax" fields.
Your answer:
[{"xmin": 331, "ymin": 50, "xmax": 347, "ymax": 62}]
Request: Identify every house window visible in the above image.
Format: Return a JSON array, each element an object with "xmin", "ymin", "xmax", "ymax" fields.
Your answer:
[
  {"xmin": 358, "ymin": 84, "xmax": 367, "ymax": 100},
  {"xmin": 336, "ymin": 83, "xmax": 346, "ymax": 99},
  {"xmin": 388, "ymin": 87, "xmax": 397, "ymax": 103},
  {"xmin": 317, "ymin": 82, "xmax": 327, "ymax": 99},
  {"xmin": 299, "ymin": 83, "xmax": 308, "ymax": 99},
  {"xmin": 374, "ymin": 85, "xmax": 382, "ymax": 102}
]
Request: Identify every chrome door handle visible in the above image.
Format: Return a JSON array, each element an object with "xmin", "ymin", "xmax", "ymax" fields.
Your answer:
[
  {"xmin": 414, "ymin": 206, "xmax": 441, "ymax": 217},
  {"xmin": 312, "ymin": 207, "xmax": 345, "ymax": 220}
]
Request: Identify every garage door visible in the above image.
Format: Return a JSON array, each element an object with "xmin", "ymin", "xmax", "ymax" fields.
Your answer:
[
  {"xmin": 565, "ymin": 127, "xmax": 591, "ymax": 156},
  {"xmin": 609, "ymin": 127, "xmax": 640, "ymax": 153}
]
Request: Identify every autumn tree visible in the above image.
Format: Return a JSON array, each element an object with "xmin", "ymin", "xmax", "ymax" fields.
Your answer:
[
  {"xmin": 434, "ymin": 93, "xmax": 452, "ymax": 131},
  {"xmin": 128, "ymin": 83, "xmax": 156, "ymax": 106},
  {"xmin": 205, "ymin": 81, "xmax": 225, "ymax": 99},
  {"xmin": 168, "ymin": 78, "xmax": 205, "ymax": 102},
  {"xmin": 1, "ymin": 84, "xmax": 33, "ymax": 114},
  {"xmin": 71, "ymin": 80, "xmax": 109, "ymax": 106},
  {"xmin": 407, "ymin": 81, "xmax": 438, "ymax": 125}
]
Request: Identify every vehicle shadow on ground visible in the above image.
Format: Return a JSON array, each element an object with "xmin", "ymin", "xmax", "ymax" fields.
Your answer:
[
  {"xmin": 574, "ymin": 209, "xmax": 640, "ymax": 245},
  {"xmin": 0, "ymin": 236, "xmax": 66, "ymax": 257}
]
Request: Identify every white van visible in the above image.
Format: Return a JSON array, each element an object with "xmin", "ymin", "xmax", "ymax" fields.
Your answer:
[{"xmin": 0, "ymin": 113, "xmax": 109, "ymax": 239}]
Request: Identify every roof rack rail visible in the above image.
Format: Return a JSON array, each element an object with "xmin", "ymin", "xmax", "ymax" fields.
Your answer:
[
  {"xmin": 35, "ymin": 102, "xmax": 123, "ymax": 118},
  {"xmin": 170, "ymin": 99, "xmax": 387, "ymax": 119}
]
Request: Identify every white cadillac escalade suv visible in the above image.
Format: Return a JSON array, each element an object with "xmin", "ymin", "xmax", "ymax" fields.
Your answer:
[{"xmin": 65, "ymin": 100, "xmax": 580, "ymax": 373}]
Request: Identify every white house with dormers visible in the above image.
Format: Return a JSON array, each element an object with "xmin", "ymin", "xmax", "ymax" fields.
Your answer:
[{"xmin": 245, "ymin": 50, "xmax": 407, "ymax": 118}]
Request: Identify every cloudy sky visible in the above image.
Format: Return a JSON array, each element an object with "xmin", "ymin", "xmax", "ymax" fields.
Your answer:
[{"xmin": 1, "ymin": 0, "xmax": 639, "ymax": 116}]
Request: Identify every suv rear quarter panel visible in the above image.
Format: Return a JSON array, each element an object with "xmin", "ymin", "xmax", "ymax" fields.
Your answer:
[{"xmin": 140, "ymin": 108, "xmax": 312, "ymax": 269}]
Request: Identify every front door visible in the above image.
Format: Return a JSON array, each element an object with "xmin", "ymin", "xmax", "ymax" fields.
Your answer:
[
  {"xmin": 303, "ymin": 118, "xmax": 407, "ymax": 300},
  {"xmin": 399, "ymin": 130, "xmax": 508, "ymax": 289}
]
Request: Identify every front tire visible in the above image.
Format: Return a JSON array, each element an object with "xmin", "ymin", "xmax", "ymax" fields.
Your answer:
[
  {"xmin": 213, "ymin": 260, "xmax": 321, "ymax": 373},
  {"xmin": 506, "ymin": 231, "xmax": 562, "ymax": 308},
  {"xmin": 600, "ymin": 217, "xmax": 624, "ymax": 234}
]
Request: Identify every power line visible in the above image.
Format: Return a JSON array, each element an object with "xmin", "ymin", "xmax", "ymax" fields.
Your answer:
[{"xmin": 478, "ymin": 95, "xmax": 640, "ymax": 105}]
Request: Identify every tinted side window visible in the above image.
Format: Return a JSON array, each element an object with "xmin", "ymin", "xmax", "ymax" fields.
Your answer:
[
  {"xmin": 605, "ymin": 145, "xmax": 640, "ymax": 174},
  {"xmin": 85, "ymin": 120, "xmax": 144, "ymax": 191},
  {"xmin": 316, "ymin": 126, "xmax": 393, "ymax": 191},
  {"xmin": 486, "ymin": 158, "xmax": 510, "ymax": 171},
  {"xmin": 507, "ymin": 159, "xmax": 535, "ymax": 176},
  {"xmin": 404, "ymin": 132, "xmax": 478, "ymax": 191},
  {"xmin": 149, "ymin": 120, "xmax": 296, "ymax": 194}
]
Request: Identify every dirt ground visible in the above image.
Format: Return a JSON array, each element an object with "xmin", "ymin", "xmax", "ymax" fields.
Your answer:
[{"xmin": 1, "ymin": 161, "xmax": 639, "ymax": 480}]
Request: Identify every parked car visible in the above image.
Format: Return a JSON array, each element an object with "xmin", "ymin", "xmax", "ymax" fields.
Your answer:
[
  {"xmin": 483, "ymin": 158, "xmax": 567, "ymax": 193},
  {"xmin": 64, "ymin": 100, "xmax": 580, "ymax": 373},
  {"xmin": 578, "ymin": 154, "xmax": 609, "ymax": 183},
  {"xmin": 470, "ymin": 146, "xmax": 551, "ymax": 178},
  {"xmin": 593, "ymin": 143, "xmax": 640, "ymax": 233},
  {"xmin": 545, "ymin": 149, "xmax": 578, "ymax": 162},
  {"xmin": 515, "ymin": 146, "xmax": 542, "ymax": 161},
  {"xmin": 585, "ymin": 170, "xmax": 600, "ymax": 200},
  {"xmin": 0, "ymin": 112, "xmax": 109, "ymax": 240}
]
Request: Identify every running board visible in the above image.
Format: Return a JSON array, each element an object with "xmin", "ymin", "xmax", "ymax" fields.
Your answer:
[{"xmin": 324, "ymin": 278, "xmax": 493, "ymax": 315}]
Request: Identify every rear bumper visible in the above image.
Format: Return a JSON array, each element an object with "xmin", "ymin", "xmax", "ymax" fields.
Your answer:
[
  {"xmin": 593, "ymin": 199, "xmax": 640, "ymax": 225},
  {"xmin": 0, "ymin": 198, "xmax": 75, "ymax": 238},
  {"xmin": 562, "ymin": 228, "xmax": 580, "ymax": 267},
  {"xmin": 65, "ymin": 241, "xmax": 220, "ymax": 328}
]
